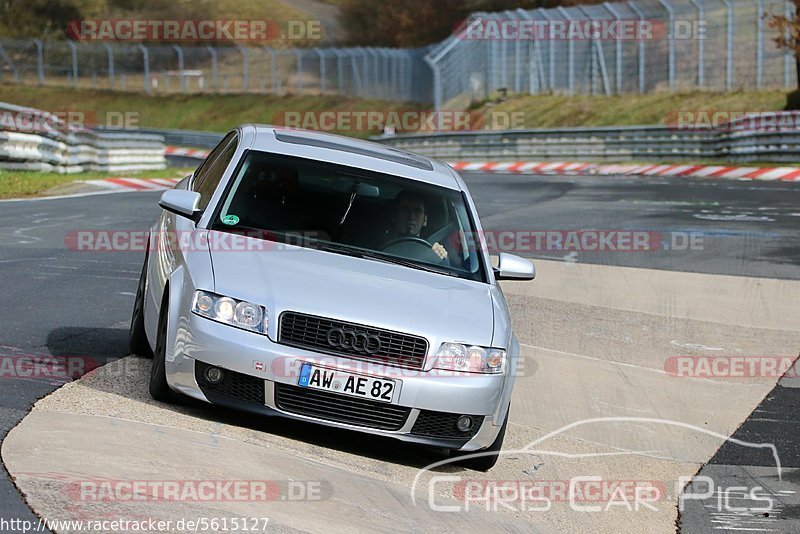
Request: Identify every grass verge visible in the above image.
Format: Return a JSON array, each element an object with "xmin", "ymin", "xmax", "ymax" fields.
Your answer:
[
  {"xmin": 0, "ymin": 86, "xmax": 426, "ymax": 139},
  {"xmin": 0, "ymin": 168, "xmax": 193, "ymax": 199}
]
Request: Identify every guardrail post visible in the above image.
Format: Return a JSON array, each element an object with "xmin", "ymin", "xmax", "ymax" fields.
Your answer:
[
  {"xmin": 172, "ymin": 45, "xmax": 185, "ymax": 92},
  {"xmin": 103, "ymin": 44, "xmax": 114, "ymax": 89},
  {"xmin": 688, "ymin": 0, "xmax": 704, "ymax": 88},
  {"xmin": 657, "ymin": 0, "xmax": 676, "ymax": 91},
  {"xmin": 67, "ymin": 41, "xmax": 78, "ymax": 87},
  {"xmin": 628, "ymin": 1, "xmax": 646, "ymax": 93},
  {"xmin": 556, "ymin": 7, "xmax": 576, "ymax": 95},
  {"xmin": 722, "ymin": 0, "xmax": 734, "ymax": 90},
  {"xmin": 33, "ymin": 39, "xmax": 44, "ymax": 85},
  {"xmin": 138, "ymin": 44, "xmax": 150, "ymax": 95}
]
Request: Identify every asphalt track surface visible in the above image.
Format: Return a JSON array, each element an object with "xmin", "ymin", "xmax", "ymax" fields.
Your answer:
[{"xmin": 0, "ymin": 172, "xmax": 798, "ymax": 532}]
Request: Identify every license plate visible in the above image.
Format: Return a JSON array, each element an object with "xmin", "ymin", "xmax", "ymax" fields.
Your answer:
[{"xmin": 297, "ymin": 363, "xmax": 397, "ymax": 403}]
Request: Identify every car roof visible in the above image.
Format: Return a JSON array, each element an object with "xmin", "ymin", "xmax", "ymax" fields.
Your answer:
[{"xmin": 241, "ymin": 124, "xmax": 462, "ymax": 191}]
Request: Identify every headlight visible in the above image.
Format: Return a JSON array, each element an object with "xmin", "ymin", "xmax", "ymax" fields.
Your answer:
[
  {"xmin": 192, "ymin": 291, "xmax": 267, "ymax": 334},
  {"xmin": 433, "ymin": 343, "xmax": 506, "ymax": 374}
]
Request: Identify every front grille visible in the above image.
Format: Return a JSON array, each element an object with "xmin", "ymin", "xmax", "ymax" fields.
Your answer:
[
  {"xmin": 278, "ymin": 312, "xmax": 428, "ymax": 369},
  {"xmin": 274, "ymin": 383, "xmax": 410, "ymax": 431},
  {"xmin": 195, "ymin": 360, "xmax": 265, "ymax": 405},
  {"xmin": 412, "ymin": 410, "xmax": 484, "ymax": 439}
]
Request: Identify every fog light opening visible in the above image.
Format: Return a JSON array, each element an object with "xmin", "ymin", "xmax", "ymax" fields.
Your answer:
[
  {"xmin": 456, "ymin": 415, "xmax": 474, "ymax": 432},
  {"xmin": 205, "ymin": 367, "xmax": 224, "ymax": 384}
]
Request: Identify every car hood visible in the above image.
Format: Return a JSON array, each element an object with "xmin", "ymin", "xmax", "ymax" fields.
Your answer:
[{"xmin": 208, "ymin": 232, "xmax": 495, "ymax": 348}]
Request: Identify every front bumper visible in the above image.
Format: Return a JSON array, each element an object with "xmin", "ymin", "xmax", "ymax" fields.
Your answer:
[{"xmin": 166, "ymin": 313, "xmax": 508, "ymax": 451}]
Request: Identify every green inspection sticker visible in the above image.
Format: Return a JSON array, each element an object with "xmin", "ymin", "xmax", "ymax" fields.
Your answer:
[{"xmin": 221, "ymin": 214, "xmax": 240, "ymax": 225}]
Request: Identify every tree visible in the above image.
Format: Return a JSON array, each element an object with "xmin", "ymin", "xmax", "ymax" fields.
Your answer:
[
  {"xmin": 765, "ymin": 0, "xmax": 800, "ymax": 93},
  {"xmin": 340, "ymin": 0, "xmax": 609, "ymax": 48}
]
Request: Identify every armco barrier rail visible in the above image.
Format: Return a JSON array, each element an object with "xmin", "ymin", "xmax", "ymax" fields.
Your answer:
[
  {"xmin": 136, "ymin": 128, "xmax": 224, "ymax": 149},
  {"xmin": 0, "ymin": 103, "xmax": 166, "ymax": 173},
  {"xmin": 374, "ymin": 120, "xmax": 800, "ymax": 164}
]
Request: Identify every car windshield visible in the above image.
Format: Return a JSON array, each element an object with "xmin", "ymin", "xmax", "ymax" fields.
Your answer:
[{"xmin": 210, "ymin": 151, "xmax": 486, "ymax": 282}]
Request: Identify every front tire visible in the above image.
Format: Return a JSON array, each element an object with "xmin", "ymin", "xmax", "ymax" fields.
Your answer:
[
  {"xmin": 149, "ymin": 296, "xmax": 175, "ymax": 403},
  {"xmin": 451, "ymin": 407, "xmax": 509, "ymax": 472},
  {"xmin": 129, "ymin": 253, "xmax": 154, "ymax": 358}
]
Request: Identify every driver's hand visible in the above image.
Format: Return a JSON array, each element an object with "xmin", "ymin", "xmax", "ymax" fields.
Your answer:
[{"xmin": 431, "ymin": 242, "xmax": 448, "ymax": 260}]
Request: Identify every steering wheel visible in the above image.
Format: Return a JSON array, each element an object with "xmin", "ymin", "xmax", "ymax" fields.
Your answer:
[{"xmin": 380, "ymin": 236, "xmax": 449, "ymax": 265}]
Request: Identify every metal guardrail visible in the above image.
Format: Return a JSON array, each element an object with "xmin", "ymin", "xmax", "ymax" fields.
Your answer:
[
  {"xmin": 134, "ymin": 128, "xmax": 224, "ymax": 149},
  {"xmin": 0, "ymin": 102, "xmax": 167, "ymax": 173},
  {"xmin": 374, "ymin": 120, "xmax": 800, "ymax": 164}
]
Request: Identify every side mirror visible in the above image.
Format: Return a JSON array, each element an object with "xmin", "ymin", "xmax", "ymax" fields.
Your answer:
[
  {"xmin": 494, "ymin": 253, "xmax": 535, "ymax": 281},
  {"xmin": 159, "ymin": 189, "xmax": 202, "ymax": 221}
]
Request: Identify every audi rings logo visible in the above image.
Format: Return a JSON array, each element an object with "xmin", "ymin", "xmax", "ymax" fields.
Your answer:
[{"xmin": 326, "ymin": 328, "xmax": 382, "ymax": 355}]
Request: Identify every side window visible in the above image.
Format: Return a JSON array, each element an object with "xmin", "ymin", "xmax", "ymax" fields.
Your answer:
[
  {"xmin": 194, "ymin": 134, "xmax": 238, "ymax": 210},
  {"xmin": 192, "ymin": 133, "xmax": 234, "ymax": 184}
]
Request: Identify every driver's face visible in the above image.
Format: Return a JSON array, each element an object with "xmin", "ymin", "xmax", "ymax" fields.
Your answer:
[{"xmin": 392, "ymin": 198, "xmax": 427, "ymax": 236}]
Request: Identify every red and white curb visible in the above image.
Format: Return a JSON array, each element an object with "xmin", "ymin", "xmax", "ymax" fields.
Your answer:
[
  {"xmin": 82, "ymin": 177, "xmax": 181, "ymax": 192},
  {"xmin": 448, "ymin": 161, "xmax": 800, "ymax": 182},
  {"xmin": 165, "ymin": 146, "xmax": 210, "ymax": 159}
]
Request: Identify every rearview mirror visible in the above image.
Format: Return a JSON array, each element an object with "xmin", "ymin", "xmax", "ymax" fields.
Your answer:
[
  {"xmin": 494, "ymin": 253, "xmax": 535, "ymax": 281},
  {"xmin": 159, "ymin": 189, "xmax": 202, "ymax": 221}
]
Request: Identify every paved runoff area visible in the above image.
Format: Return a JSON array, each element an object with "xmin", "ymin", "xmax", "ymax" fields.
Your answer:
[{"xmin": 0, "ymin": 172, "xmax": 798, "ymax": 533}]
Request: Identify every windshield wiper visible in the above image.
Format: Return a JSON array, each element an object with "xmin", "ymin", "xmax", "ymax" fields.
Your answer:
[{"xmin": 315, "ymin": 242, "xmax": 456, "ymax": 277}]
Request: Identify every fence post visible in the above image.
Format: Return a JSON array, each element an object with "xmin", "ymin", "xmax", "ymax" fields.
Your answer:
[
  {"xmin": 657, "ymin": 0, "xmax": 676, "ymax": 91},
  {"xmin": 537, "ymin": 8, "xmax": 555, "ymax": 92},
  {"xmin": 206, "ymin": 46, "xmax": 218, "ymax": 91},
  {"xmin": 291, "ymin": 49, "xmax": 302, "ymax": 93},
  {"xmin": 556, "ymin": 7, "xmax": 575, "ymax": 95},
  {"xmin": 103, "ymin": 44, "xmax": 114, "ymax": 89},
  {"xmin": 688, "ymin": 0, "xmax": 704, "ymax": 88},
  {"xmin": 604, "ymin": 2, "xmax": 624, "ymax": 94},
  {"xmin": 332, "ymin": 49, "xmax": 345, "ymax": 95},
  {"xmin": 628, "ymin": 1, "xmax": 646, "ymax": 93},
  {"xmin": 786, "ymin": 0, "xmax": 795, "ymax": 89},
  {"xmin": 425, "ymin": 53, "xmax": 442, "ymax": 112},
  {"xmin": 138, "ymin": 44, "xmax": 150, "ymax": 95},
  {"xmin": 237, "ymin": 46, "xmax": 250, "ymax": 91},
  {"xmin": 263, "ymin": 47, "xmax": 277, "ymax": 94},
  {"xmin": 756, "ymin": 0, "xmax": 764, "ymax": 89},
  {"xmin": 315, "ymin": 49, "xmax": 327, "ymax": 94},
  {"xmin": 172, "ymin": 45, "xmax": 185, "ymax": 92},
  {"xmin": 0, "ymin": 43, "xmax": 20, "ymax": 82},
  {"xmin": 33, "ymin": 39, "xmax": 44, "ymax": 85},
  {"xmin": 722, "ymin": 0, "xmax": 734, "ymax": 90},
  {"xmin": 67, "ymin": 41, "xmax": 78, "ymax": 87}
]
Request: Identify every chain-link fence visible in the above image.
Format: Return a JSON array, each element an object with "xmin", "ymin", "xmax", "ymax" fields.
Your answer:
[
  {"xmin": 427, "ymin": 0, "xmax": 798, "ymax": 109},
  {"xmin": 0, "ymin": 39, "xmax": 432, "ymax": 102},
  {"xmin": 0, "ymin": 0, "xmax": 795, "ymax": 108}
]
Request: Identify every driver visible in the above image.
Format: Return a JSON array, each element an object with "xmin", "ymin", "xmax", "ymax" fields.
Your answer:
[{"xmin": 386, "ymin": 190, "xmax": 448, "ymax": 261}]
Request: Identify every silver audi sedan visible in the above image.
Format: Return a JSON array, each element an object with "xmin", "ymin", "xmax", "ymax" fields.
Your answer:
[{"xmin": 129, "ymin": 125, "xmax": 535, "ymax": 470}]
